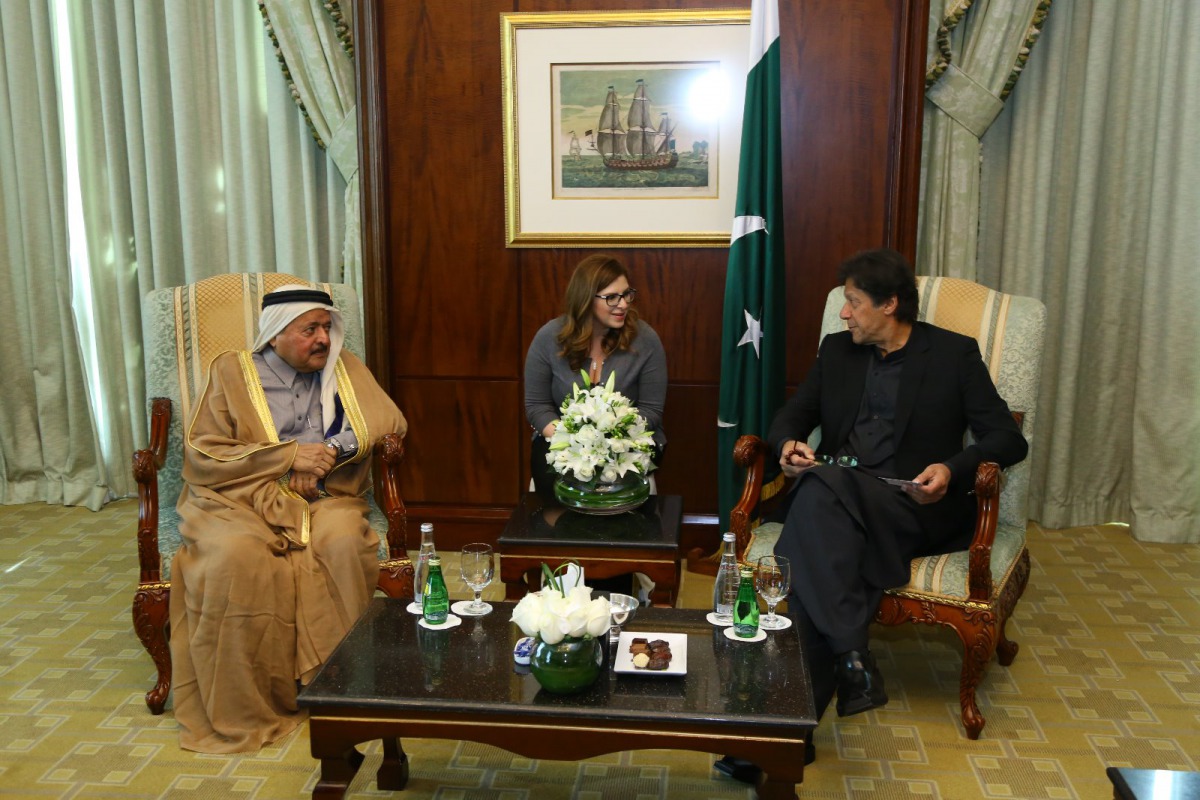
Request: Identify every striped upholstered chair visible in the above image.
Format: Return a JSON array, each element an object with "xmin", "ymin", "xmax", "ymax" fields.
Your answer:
[
  {"xmin": 729, "ymin": 276, "xmax": 1045, "ymax": 739},
  {"xmin": 132, "ymin": 273, "xmax": 413, "ymax": 714}
]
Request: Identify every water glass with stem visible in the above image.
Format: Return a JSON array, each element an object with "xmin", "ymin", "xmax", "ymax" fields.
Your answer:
[
  {"xmin": 755, "ymin": 555, "xmax": 790, "ymax": 631},
  {"xmin": 459, "ymin": 543, "xmax": 494, "ymax": 616}
]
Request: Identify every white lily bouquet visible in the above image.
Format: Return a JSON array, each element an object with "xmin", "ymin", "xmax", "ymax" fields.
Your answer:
[
  {"xmin": 546, "ymin": 371, "xmax": 656, "ymax": 485},
  {"xmin": 511, "ymin": 563, "xmax": 611, "ymax": 644}
]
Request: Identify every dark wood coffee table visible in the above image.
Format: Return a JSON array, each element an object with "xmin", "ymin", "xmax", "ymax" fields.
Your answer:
[
  {"xmin": 298, "ymin": 598, "xmax": 815, "ymax": 799},
  {"xmin": 498, "ymin": 493, "xmax": 683, "ymax": 606}
]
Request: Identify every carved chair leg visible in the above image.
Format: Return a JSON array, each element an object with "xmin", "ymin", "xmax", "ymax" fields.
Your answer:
[
  {"xmin": 950, "ymin": 611, "xmax": 998, "ymax": 741},
  {"xmin": 995, "ymin": 549, "xmax": 1032, "ymax": 667},
  {"xmin": 132, "ymin": 586, "xmax": 172, "ymax": 714}
]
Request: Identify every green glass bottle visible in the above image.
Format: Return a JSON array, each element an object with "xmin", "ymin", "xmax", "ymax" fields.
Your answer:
[
  {"xmin": 732, "ymin": 564, "xmax": 760, "ymax": 638},
  {"xmin": 422, "ymin": 555, "xmax": 449, "ymax": 625}
]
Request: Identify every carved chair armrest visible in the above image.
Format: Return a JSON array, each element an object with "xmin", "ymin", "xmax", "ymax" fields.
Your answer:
[
  {"xmin": 730, "ymin": 434, "xmax": 772, "ymax": 562},
  {"xmin": 966, "ymin": 461, "xmax": 1001, "ymax": 603},
  {"xmin": 375, "ymin": 432, "xmax": 407, "ymax": 560},
  {"xmin": 133, "ymin": 398, "xmax": 173, "ymax": 584}
]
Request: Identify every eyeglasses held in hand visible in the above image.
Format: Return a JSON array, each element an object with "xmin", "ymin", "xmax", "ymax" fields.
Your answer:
[
  {"xmin": 594, "ymin": 289, "xmax": 638, "ymax": 307},
  {"xmin": 813, "ymin": 454, "xmax": 859, "ymax": 468}
]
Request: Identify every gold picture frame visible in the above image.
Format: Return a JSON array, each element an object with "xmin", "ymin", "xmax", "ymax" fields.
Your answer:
[{"xmin": 501, "ymin": 9, "xmax": 751, "ymax": 248}]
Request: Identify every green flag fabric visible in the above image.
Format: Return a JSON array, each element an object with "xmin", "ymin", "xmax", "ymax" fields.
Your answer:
[{"xmin": 717, "ymin": 0, "xmax": 785, "ymax": 531}]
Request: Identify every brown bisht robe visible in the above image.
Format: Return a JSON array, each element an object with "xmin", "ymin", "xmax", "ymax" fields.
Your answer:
[{"xmin": 169, "ymin": 349, "xmax": 407, "ymax": 753}]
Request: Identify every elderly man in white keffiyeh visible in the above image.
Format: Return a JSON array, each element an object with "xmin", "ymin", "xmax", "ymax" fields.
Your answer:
[{"xmin": 170, "ymin": 285, "xmax": 406, "ymax": 753}]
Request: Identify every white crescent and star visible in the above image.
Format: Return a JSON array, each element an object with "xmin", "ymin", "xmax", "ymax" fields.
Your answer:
[
  {"xmin": 719, "ymin": 213, "xmax": 771, "ymax": 429},
  {"xmin": 737, "ymin": 310, "xmax": 764, "ymax": 357}
]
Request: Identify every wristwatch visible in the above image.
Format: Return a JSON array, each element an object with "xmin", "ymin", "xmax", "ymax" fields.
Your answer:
[{"xmin": 322, "ymin": 437, "xmax": 342, "ymax": 458}]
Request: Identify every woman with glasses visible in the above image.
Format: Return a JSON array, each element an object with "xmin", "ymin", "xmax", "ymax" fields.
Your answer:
[{"xmin": 524, "ymin": 253, "xmax": 667, "ymax": 496}]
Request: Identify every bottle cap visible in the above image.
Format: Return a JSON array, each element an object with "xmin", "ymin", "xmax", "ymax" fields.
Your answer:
[
  {"xmin": 429, "ymin": 556, "xmax": 441, "ymax": 565},
  {"xmin": 739, "ymin": 564, "xmax": 754, "ymax": 577},
  {"xmin": 420, "ymin": 522, "xmax": 434, "ymax": 532},
  {"xmin": 722, "ymin": 532, "xmax": 736, "ymax": 542}
]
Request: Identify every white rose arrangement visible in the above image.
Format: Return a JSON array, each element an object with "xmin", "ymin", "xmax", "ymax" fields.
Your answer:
[
  {"xmin": 546, "ymin": 372, "xmax": 656, "ymax": 484},
  {"xmin": 511, "ymin": 563, "xmax": 612, "ymax": 644}
]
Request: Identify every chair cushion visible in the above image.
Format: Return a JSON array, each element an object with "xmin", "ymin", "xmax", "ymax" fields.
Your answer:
[
  {"xmin": 746, "ymin": 521, "xmax": 1026, "ymax": 602},
  {"xmin": 745, "ymin": 522, "xmax": 783, "ymax": 566},
  {"xmin": 901, "ymin": 522, "xmax": 1026, "ymax": 600}
]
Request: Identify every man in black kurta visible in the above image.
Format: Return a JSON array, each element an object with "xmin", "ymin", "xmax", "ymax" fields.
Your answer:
[{"xmin": 769, "ymin": 249, "xmax": 1027, "ymax": 719}]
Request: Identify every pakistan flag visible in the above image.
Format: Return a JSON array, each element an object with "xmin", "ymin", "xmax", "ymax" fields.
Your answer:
[{"xmin": 716, "ymin": 0, "xmax": 785, "ymax": 531}]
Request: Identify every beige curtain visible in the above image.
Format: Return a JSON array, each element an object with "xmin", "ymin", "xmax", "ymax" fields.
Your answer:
[
  {"xmin": 259, "ymin": 0, "xmax": 361, "ymax": 295},
  {"xmin": 61, "ymin": 1, "xmax": 348, "ymax": 496},
  {"xmin": 917, "ymin": 0, "xmax": 1050, "ymax": 278},
  {"xmin": 0, "ymin": 1, "xmax": 107, "ymax": 509},
  {"xmin": 978, "ymin": 0, "xmax": 1200, "ymax": 543}
]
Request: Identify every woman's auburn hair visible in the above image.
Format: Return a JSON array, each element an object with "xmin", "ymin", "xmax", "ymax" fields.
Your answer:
[{"xmin": 556, "ymin": 253, "xmax": 639, "ymax": 372}]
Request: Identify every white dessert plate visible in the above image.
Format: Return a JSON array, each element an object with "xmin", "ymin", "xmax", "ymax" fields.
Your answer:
[{"xmin": 614, "ymin": 631, "xmax": 688, "ymax": 676}]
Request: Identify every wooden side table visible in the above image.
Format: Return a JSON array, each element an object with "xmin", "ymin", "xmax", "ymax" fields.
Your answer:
[{"xmin": 498, "ymin": 493, "xmax": 683, "ymax": 606}]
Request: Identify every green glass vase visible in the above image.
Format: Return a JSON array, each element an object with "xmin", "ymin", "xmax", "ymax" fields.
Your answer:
[
  {"xmin": 553, "ymin": 472, "xmax": 650, "ymax": 515},
  {"xmin": 529, "ymin": 635, "xmax": 603, "ymax": 694}
]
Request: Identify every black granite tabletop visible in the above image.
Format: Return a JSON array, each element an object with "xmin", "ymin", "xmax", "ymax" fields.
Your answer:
[
  {"xmin": 498, "ymin": 493, "xmax": 683, "ymax": 549},
  {"xmin": 300, "ymin": 598, "xmax": 816, "ymax": 731}
]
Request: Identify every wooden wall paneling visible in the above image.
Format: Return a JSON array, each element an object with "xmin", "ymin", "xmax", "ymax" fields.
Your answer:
[
  {"xmin": 354, "ymin": 0, "xmax": 390, "ymax": 381},
  {"xmin": 393, "ymin": 378, "xmax": 522, "ymax": 506},
  {"xmin": 886, "ymin": 0, "xmax": 930, "ymax": 262},
  {"xmin": 653, "ymin": 383, "xmax": 720, "ymax": 511},
  {"xmin": 780, "ymin": 0, "xmax": 927, "ymax": 382},
  {"xmin": 637, "ymin": 251, "xmax": 726, "ymax": 383},
  {"xmin": 384, "ymin": 0, "xmax": 517, "ymax": 379}
]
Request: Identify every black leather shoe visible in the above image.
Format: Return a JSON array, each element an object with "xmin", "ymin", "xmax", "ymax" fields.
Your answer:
[
  {"xmin": 834, "ymin": 648, "xmax": 888, "ymax": 717},
  {"xmin": 714, "ymin": 743, "xmax": 816, "ymax": 784}
]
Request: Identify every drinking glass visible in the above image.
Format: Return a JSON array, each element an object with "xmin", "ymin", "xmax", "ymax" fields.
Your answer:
[
  {"xmin": 755, "ymin": 555, "xmax": 790, "ymax": 631},
  {"xmin": 459, "ymin": 543, "xmax": 494, "ymax": 616},
  {"xmin": 607, "ymin": 592, "xmax": 639, "ymax": 646}
]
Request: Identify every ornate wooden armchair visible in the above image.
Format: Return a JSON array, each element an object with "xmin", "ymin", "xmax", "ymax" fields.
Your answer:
[
  {"xmin": 717, "ymin": 277, "xmax": 1045, "ymax": 739},
  {"xmin": 132, "ymin": 273, "xmax": 413, "ymax": 715}
]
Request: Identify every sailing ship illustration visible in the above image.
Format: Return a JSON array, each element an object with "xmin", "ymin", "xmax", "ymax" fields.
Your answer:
[
  {"xmin": 568, "ymin": 130, "xmax": 583, "ymax": 161},
  {"xmin": 587, "ymin": 79, "xmax": 678, "ymax": 170}
]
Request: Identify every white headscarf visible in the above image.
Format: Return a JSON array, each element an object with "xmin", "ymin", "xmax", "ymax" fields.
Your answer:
[{"xmin": 252, "ymin": 284, "xmax": 345, "ymax": 436}]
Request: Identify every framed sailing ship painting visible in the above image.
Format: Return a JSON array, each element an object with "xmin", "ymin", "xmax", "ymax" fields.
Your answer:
[{"xmin": 501, "ymin": 9, "xmax": 751, "ymax": 248}]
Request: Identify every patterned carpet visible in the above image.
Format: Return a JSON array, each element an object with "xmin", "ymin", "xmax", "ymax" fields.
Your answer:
[{"xmin": 0, "ymin": 500, "xmax": 1196, "ymax": 799}]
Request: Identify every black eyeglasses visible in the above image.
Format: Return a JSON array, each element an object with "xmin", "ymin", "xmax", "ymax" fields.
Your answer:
[
  {"xmin": 595, "ymin": 289, "xmax": 637, "ymax": 307},
  {"xmin": 814, "ymin": 454, "xmax": 859, "ymax": 468}
]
